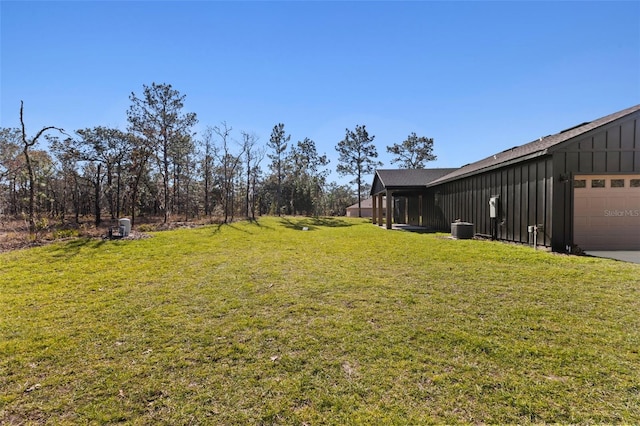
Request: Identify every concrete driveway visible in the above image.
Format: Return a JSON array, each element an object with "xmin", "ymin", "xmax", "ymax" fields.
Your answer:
[{"xmin": 586, "ymin": 251, "xmax": 640, "ymax": 264}]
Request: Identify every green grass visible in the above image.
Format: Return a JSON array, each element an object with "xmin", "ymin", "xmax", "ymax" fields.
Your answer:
[{"xmin": 1, "ymin": 216, "xmax": 639, "ymax": 424}]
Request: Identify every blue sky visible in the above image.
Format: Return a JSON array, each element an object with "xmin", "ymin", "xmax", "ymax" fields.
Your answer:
[{"xmin": 1, "ymin": 1, "xmax": 639, "ymax": 185}]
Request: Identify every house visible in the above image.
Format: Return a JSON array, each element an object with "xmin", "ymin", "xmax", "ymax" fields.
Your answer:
[
  {"xmin": 346, "ymin": 197, "xmax": 374, "ymax": 217},
  {"xmin": 370, "ymin": 169, "xmax": 457, "ymax": 225},
  {"xmin": 371, "ymin": 105, "xmax": 640, "ymax": 251}
]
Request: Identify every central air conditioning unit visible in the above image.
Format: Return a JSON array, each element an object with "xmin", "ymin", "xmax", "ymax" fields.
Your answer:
[{"xmin": 451, "ymin": 222, "xmax": 474, "ymax": 239}]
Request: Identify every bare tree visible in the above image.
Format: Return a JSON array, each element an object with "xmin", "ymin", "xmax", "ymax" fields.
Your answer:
[
  {"xmin": 213, "ymin": 122, "xmax": 245, "ymax": 223},
  {"xmin": 241, "ymin": 131, "xmax": 263, "ymax": 219},
  {"xmin": 19, "ymin": 101, "xmax": 65, "ymax": 236},
  {"xmin": 49, "ymin": 138, "xmax": 82, "ymax": 223}
]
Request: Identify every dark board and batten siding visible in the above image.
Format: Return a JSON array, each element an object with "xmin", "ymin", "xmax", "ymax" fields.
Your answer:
[
  {"xmin": 425, "ymin": 157, "xmax": 553, "ymax": 247},
  {"xmin": 425, "ymin": 110, "xmax": 639, "ymax": 252}
]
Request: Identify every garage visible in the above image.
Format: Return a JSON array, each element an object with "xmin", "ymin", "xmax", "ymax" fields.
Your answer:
[
  {"xmin": 573, "ymin": 174, "xmax": 640, "ymax": 250},
  {"xmin": 372, "ymin": 104, "xmax": 640, "ymax": 253}
]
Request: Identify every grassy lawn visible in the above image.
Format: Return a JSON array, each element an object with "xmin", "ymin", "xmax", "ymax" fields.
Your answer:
[{"xmin": 1, "ymin": 217, "xmax": 639, "ymax": 424}]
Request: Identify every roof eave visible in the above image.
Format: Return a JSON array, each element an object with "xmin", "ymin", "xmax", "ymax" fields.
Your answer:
[
  {"xmin": 427, "ymin": 149, "xmax": 550, "ymax": 187},
  {"xmin": 370, "ymin": 171, "xmax": 384, "ymax": 196},
  {"xmin": 372, "ymin": 185, "xmax": 428, "ymax": 196}
]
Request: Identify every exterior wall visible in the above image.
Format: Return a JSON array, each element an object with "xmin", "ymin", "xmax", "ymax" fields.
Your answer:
[
  {"xmin": 407, "ymin": 197, "xmax": 421, "ymax": 225},
  {"xmin": 425, "ymin": 110, "xmax": 640, "ymax": 252},
  {"xmin": 426, "ymin": 157, "xmax": 554, "ymax": 247},
  {"xmin": 551, "ymin": 112, "xmax": 640, "ymax": 250},
  {"xmin": 346, "ymin": 207, "xmax": 373, "ymax": 218},
  {"xmin": 393, "ymin": 198, "xmax": 405, "ymax": 223},
  {"xmin": 390, "ymin": 195, "xmax": 422, "ymax": 225}
]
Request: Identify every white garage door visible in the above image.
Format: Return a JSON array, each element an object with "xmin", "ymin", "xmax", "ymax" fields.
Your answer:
[{"xmin": 573, "ymin": 174, "xmax": 640, "ymax": 250}]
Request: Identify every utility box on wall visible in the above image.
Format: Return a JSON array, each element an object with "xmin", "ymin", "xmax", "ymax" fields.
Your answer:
[{"xmin": 489, "ymin": 196, "xmax": 500, "ymax": 218}]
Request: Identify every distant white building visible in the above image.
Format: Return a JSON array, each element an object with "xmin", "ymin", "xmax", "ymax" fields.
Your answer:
[{"xmin": 346, "ymin": 197, "xmax": 383, "ymax": 218}]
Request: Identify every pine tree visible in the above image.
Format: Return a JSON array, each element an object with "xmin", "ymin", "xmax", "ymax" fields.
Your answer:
[{"xmin": 335, "ymin": 125, "xmax": 381, "ymax": 217}]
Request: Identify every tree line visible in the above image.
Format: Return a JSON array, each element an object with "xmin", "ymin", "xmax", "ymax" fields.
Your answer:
[{"xmin": 0, "ymin": 82, "xmax": 436, "ymax": 234}]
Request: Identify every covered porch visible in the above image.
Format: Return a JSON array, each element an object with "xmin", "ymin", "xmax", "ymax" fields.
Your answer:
[
  {"xmin": 370, "ymin": 190, "xmax": 428, "ymax": 229},
  {"xmin": 370, "ymin": 169, "xmax": 458, "ymax": 230}
]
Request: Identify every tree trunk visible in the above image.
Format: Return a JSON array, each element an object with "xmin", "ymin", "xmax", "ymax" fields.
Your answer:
[
  {"xmin": 204, "ymin": 172, "xmax": 210, "ymax": 216},
  {"xmin": 163, "ymin": 170, "xmax": 170, "ymax": 223},
  {"xmin": 94, "ymin": 163, "xmax": 102, "ymax": 226},
  {"xmin": 130, "ymin": 159, "xmax": 147, "ymax": 227},
  {"xmin": 61, "ymin": 175, "xmax": 67, "ymax": 223},
  {"xmin": 23, "ymin": 146, "xmax": 36, "ymax": 235},
  {"xmin": 74, "ymin": 174, "xmax": 80, "ymax": 223},
  {"xmin": 162, "ymin": 136, "xmax": 170, "ymax": 223},
  {"xmin": 116, "ymin": 162, "xmax": 122, "ymax": 218},
  {"xmin": 107, "ymin": 164, "xmax": 114, "ymax": 219},
  {"xmin": 276, "ymin": 163, "xmax": 281, "ymax": 216},
  {"xmin": 251, "ymin": 175, "xmax": 257, "ymax": 220},
  {"xmin": 246, "ymin": 168, "xmax": 250, "ymax": 218},
  {"xmin": 131, "ymin": 193, "xmax": 137, "ymax": 226},
  {"xmin": 357, "ymin": 169, "xmax": 362, "ymax": 218}
]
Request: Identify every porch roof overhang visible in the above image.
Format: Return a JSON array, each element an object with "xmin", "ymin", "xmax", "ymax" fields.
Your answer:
[
  {"xmin": 371, "ymin": 168, "xmax": 459, "ymax": 196},
  {"xmin": 376, "ymin": 187, "xmax": 428, "ymax": 197}
]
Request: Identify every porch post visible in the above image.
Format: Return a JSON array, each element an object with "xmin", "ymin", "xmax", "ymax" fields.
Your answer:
[
  {"xmin": 372, "ymin": 195, "xmax": 377, "ymax": 225},
  {"xmin": 404, "ymin": 197, "xmax": 409, "ymax": 224},
  {"xmin": 386, "ymin": 191, "xmax": 393, "ymax": 229},
  {"xmin": 419, "ymin": 194, "xmax": 423, "ymax": 226},
  {"xmin": 378, "ymin": 193, "xmax": 384, "ymax": 227}
]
